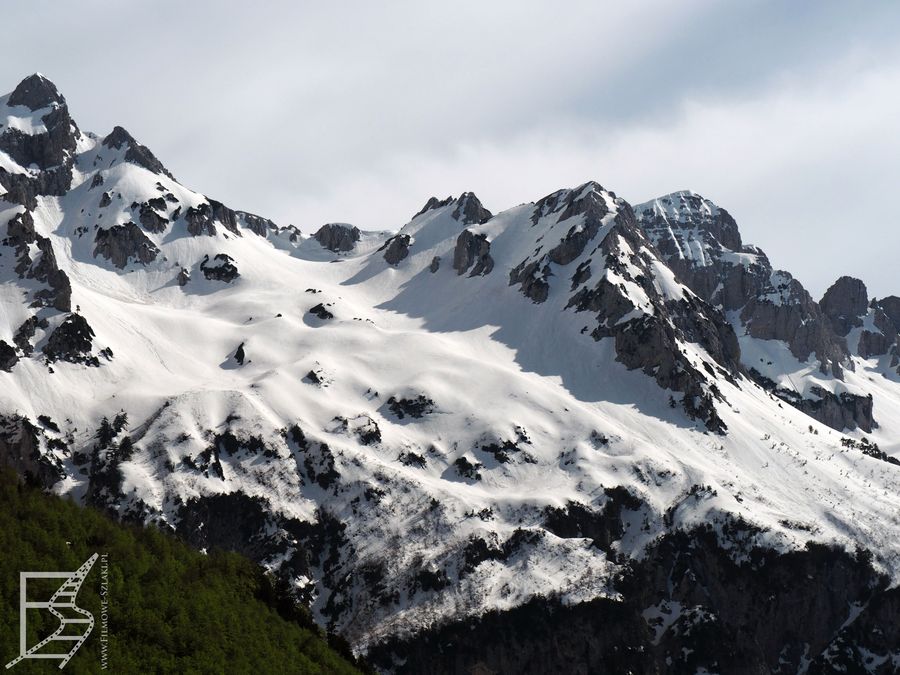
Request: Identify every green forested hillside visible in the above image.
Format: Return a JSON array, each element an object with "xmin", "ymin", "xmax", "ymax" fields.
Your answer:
[{"xmin": 0, "ymin": 470, "xmax": 361, "ymax": 674}]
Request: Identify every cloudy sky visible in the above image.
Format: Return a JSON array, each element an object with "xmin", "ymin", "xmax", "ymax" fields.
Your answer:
[{"xmin": 4, "ymin": 1, "xmax": 899, "ymax": 296}]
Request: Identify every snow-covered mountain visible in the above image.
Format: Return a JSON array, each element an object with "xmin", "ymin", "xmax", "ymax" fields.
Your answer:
[{"xmin": 2, "ymin": 74, "xmax": 899, "ymax": 673}]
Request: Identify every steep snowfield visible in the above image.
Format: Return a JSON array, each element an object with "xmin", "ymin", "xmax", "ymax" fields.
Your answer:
[{"xmin": 2, "ymin": 77, "xmax": 900, "ymax": 655}]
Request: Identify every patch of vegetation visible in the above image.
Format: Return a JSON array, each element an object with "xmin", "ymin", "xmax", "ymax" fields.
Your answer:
[{"xmin": 0, "ymin": 468, "xmax": 362, "ymax": 674}]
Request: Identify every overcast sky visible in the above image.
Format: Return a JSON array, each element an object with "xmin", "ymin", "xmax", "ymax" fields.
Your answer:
[{"xmin": 4, "ymin": 1, "xmax": 899, "ymax": 297}]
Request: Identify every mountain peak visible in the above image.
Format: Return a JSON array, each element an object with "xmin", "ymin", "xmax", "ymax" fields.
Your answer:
[
  {"xmin": 102, "ymin": 125, "xmax": 175, "ymax": 180},
  {"xmin": 7, "ymin": 73, "xmax": 65, "ymax": 110},
  {"xmin": 451, "ymin": 192, "xmax": 492, "ymax": 225},
  {"xmin": 635, "ymin": 190, "xmax": 741, "ymax": 251},
  {"xmin": 412, "ymin": 195, "xmax": 453, "ymax": 219}
]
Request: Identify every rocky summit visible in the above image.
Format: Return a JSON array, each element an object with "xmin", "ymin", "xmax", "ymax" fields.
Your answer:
[{"xmin": 1, "ymin": 75, "xmax": 900, "ymax": 673}]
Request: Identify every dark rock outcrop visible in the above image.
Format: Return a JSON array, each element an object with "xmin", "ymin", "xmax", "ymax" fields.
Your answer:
[
  {"xmin": 429, "ymin": 256, "xmax": 441, "ymax": 273},
  {"xmin": 0, "ymin": 163, "xmax": 73, "ymax": 210},
  {"xmin": 0, "ymin": 414, "xmax": 64, "ymax": 487},
  {"xmin": 749, "ymin": 370, "xmax": 876, "ymax": 432},
  {"xmin": 308, "ymin": 303, "xmax": 334, "ymax": 320},
  {"xmin": 368, "ymin": 524, "xmax": 892, "ymax": 675},
  {"xmin": 386, "ymin": 395, "xmax": 435, "ymax": 420},
  {"xmin": 208, "ymin": 199, "xmax": 239, "ymax": 236},
  {"xmin": 314, "ymin": 223, "xmax": 360, "ymax": 252},
  {"xmin": 0, "ymin": 75, "xmax": 78, "ymax": 173},
  {"xmin": 183, "ymin": 201, "xmax": 240, "ymax": 237},
  {"xmin": 380, "ymin": 234, "xmax": 411, "ymax": 266},
  {"xmin": 93, "ymin": 223, "xmax": 160, "ymax": 268},
  {"xmin": 451, "ymin": 192, "xmax": 492, "ymax": 225},
  {"xmin": 635, "ymin": 193, "xmax": 850, "ymax": 379},
  {"xmin": 0, "ymin": 341, "xmax": 18, "ymax": 371},
  {"xmin": 412, "ymin": 196, "xmax": 453, "ymax": 220},
  {"xmin": 7, "ymin": 73, "xmax": 65, "ymax": 110},
  {"xmin": 820, "ymin": 276, "xmax": 869, "ymax": 336},
  {"xmin": 101, "ymin": 126, "xmax": 175, "ymax": 180},
  {"xmin": 4, "ymin": 210, "xmax": 72, "ymax": 311},
  {"xmin": 452, "ymin": 230, "xmax": 493, "ymax": 276},
  {"xmin": 200, "ymin": 254, "xmax": 239, "ymax": 282},
  {"xmin": 13, "ymin": 315, "xmax": 48, "ymax": 356},
  {"xmin": 137, "ymin": 202, "xmax": 169, "ymax": 233},
  {"xmin": 42, "ymin": 313, "xmax": 99, "ymax": 366},
  {"xmin": 236, "ymin": 210, "xmax": 277, "ymax": 237}
]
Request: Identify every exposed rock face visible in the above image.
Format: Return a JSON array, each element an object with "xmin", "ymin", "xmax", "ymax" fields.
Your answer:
[
  {"xmin": 877, "ymin": 295, "xmax": 900, "ymax": 327},
  {"xmin": 636, "ymin": 192, "xmax": 849, "ymax": 379},
  {"xmin": 7, "ymin": 73, "xmax": 65, "ymax": 110},
  {"xmin": 800, "ymin": 387, "xmax": 874, "ymax": 433},
  {"xmin": 0, "ymin": 164, "xmax": 73, "ymax": 210},
  {"xmin": 184, "ymin": 204, "xmax": 216, "ymax": 236},
  {"xmin": 820, "ymin": 276, "xmax": 869, "ymax": 335},
  {"xmin": 101, "ymin": 126, "xmax": 175, "ymax": 180},
  {"xmin": 42, "ymin": 313, "xmax": 100, "ymax": 366},
  {"xmin": 237, "ymin": 210, "xmax": 277, "ymax": 237},
  {"xmin": 508, "ymin": 183, "xmax": 739, "ymax": 433},
  {"xmin": 0, "ymin": 75, "xmax": 78, "ymax": 171},
  {"xmin": 0, "ymin": 106, "xmax": 77, "ymax": 171},
  {"xmin": 209, "ymin": 199, "xmax": 240, "ymax": 236},
  {"xmin": 0, "ymin": 414, "xmax": 63, "ymax": 487},
  {"xmin": 200, "ymin": 254, "xmax": 240, "ymax": 282},
  {"xmin": 412, "ymin": 196, "xmax": 453, "ymax": 220},
  {"xmin": 381, "ymin": 234, "xmax": 411, "ymax": 266},
  {"xmin": 0, "ymin": 340, "xmax": 18, "ymax": 371},
  {"xmin": 234, "ymin": 342, "xmax": 246, "ymax": 365},
  {"xmin": 0, "ymin": 76, "xmax": 77, "ymax": 209},
  {"xmin": 4, "ymin": 210, "xmax": 72, "ymax": 311},
  {"xmin": 740, "ymin": 275, "xmax": 848, "ymax": 378},
  {"xmin": 429, "ymin": 256, "xmax": 441, "ymax": 273},
  {"xmin": 749, "ymin": 368, "xmax": 876, "ymax": 432},
  {"xmin": 137, "ymin": 201, "xmax": 169, "ymax": 233},
  {"xmin": 177, "ymin": 267, "xmax": 191, "ymax": 287},
  {"xmin": 93, "ymin": 223, "xmax": 160, "ymax": 268},
  {"xmin": 451, "ymin": 192, "xmax": 492, "ymax": 225},
  {"xmin": 453, "ymin": 230, "xmax": 493, "ymax": 276},
  {"xmin": 368, "ymin": 525, "xmax": 894, "ymax": 675},
  {"xmin": 632, "ymin": 191, "xmax": 877, "ymax": 431},
  {"xmin": 314, "ymin": 223, "xmax": 361, "ymax": 252},
  {"xmin": 183, "ymin": 201, "xmax": 240, "ymax": 237},
  {"xmin": 13, "ymin": 315, "xmax": 48, "ymax": 356}
]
